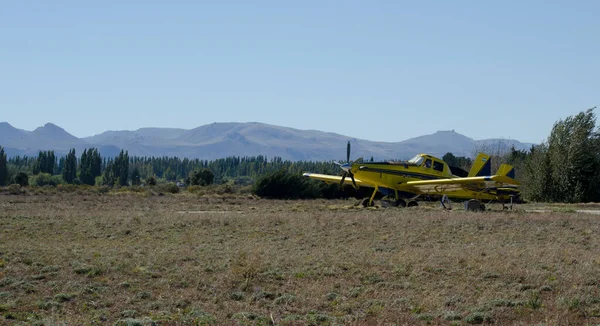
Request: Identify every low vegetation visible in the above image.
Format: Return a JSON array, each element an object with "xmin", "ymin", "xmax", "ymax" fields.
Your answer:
[{"xmin": 1, "ymin": 192, "xmax": 598, "ymax": 324}]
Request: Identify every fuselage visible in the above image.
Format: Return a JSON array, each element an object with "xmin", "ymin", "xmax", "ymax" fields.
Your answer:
[
  {"xmin": 350, "ymin": 154, "xmax": 518, "ymax": 201},
  {"xmin": 351, "ymin": 154, "xmax": 452, "ymax": 185}
]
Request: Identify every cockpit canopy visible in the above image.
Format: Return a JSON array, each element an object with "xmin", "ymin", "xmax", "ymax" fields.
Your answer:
[
  {"xmin": 407, "ymin": 155, "xmax": 424, "ymax": 166},
  {"xmin": 407, "ymin": 154, "xmax": 447, "ymax": 173}
]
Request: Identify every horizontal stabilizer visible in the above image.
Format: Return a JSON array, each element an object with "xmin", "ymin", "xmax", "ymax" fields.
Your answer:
[{"xmin": 496, "ymin": 164, "xmax": 516, "ymax": 179}]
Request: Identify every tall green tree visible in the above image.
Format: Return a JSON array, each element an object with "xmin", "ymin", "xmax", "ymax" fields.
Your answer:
[
  {"xmin": 115, "ymin": 150, "xmax": 129, "ymax": 186},
  {"xmin": 102, "ymin": 160, "xmax": 117, "ymax": 186},
  {"xmin": 520, "ymin": 107, "xmax": 600, "ymax": 203},
  {"xmin": 33, "ymin": 150, "xmax": 56, "ymax": 175},
  {"xmin": 80, "ymin": 148, "xmax": 103, "ymax": 185},
  {"xmin": 62, "ymin": 149, "xmax": 77, "ymax": 184},
  {"xmin": 131, "ymin": 166, "xmax": 141, "ymax": 186},
  {"xmin": 79, "ymin": 149, "xmax": 93, "ymax": 185},
  {"xmin": 0, "ymin": 146, "xmax": 7, "ymax": 186},
  {"xmin": 103, "ymin": 150, "xmax": 129, "ymax": 186},
  {"xmin": 546, "ymin": 108, "xmax": 599, "ymax": 202}
]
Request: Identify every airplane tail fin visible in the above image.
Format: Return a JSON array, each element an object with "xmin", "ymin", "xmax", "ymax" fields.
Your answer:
[
  {"xmin": 468, "ymin": 153, "xmax": 491, "ymax": 177},
  {"xmin": 496, "ymin": 164, "xmax": 516, "ymax": 180}
]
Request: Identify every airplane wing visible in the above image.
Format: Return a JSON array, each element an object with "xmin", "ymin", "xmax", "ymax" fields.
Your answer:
[
  {"xmin": 302, "ymin": 173, "xmax": 372, "ymax": 187},
  {"xmin": 405, "ymin": 175, "xmax": 520, "ymax": 194}
]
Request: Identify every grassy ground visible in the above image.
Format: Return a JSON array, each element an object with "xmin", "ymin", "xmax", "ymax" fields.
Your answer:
[{"xmin": 0, "ymin": 192, "xmax": 599, "ymax": 325}]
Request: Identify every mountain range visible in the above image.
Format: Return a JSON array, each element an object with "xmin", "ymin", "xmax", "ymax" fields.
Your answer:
[{"xmin": 0, "ymin": 122, "xmax": 534, "ymax": 161}]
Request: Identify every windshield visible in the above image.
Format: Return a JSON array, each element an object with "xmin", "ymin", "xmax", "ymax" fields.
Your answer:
[{"xmin": 407, "ymin": 155, "xmax": 424, "ymax": 166}]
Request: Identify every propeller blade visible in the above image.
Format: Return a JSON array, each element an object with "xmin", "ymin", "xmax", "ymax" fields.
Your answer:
[
  {"xmin": 350, "ymin": 173, "xmax": 357, "ymax": 189},
  {"xmin": 339, "ymin": 172, "xmax": 347, "ymax": 187},
  {"xmin": 346, "ymin": 141, "xmax": 351, "ymax": 163}
]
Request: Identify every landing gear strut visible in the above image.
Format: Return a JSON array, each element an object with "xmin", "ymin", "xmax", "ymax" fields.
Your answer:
[
  {"xmin": 440, "ymin": 194, "xmax": 452, "ymax": 210},
  {"xmin": 501, "ymin": 196, "xmax": 514, "ymax": 210}
]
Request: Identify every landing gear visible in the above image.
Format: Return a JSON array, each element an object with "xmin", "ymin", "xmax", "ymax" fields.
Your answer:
[
  {"xmin": 366, "ymin": 186, "xmax": 378, "ymax": 207},
  {"xmin": 359, "ymin": 197, "xmax": 374, "ymax": 207},
  {"xmin": 380, "ymin": 198, "xmax": 406, "ymax": 208},
  {"xmin": 407, "ymin": 200, "xmax": 419, "ymax": 208},
  {"xmin": 465, "ymin": 199, "xmax": 485, "ymax": 211},
  {"xmin": 501, "ymin": 196, "xmax": 514, "ymax": 210},
  {"xmin": 440, "ymin": 194, "xmax": 452, "ymax": 210}
]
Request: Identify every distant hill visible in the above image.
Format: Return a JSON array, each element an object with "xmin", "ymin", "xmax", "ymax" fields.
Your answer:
[{"xmin": 1, "ymin": 122, "xmax": 534, "ymax": 160}]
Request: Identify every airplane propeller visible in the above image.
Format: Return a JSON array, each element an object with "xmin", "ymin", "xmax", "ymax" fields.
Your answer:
[{"xmin": 337, "ymin": 141, "xmax": 358, "ymax": 189}]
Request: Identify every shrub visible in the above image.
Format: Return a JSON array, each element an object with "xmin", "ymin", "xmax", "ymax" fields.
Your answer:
[
  {"xmin": 54, "ymin": 293, "xmax": 74, "ymax": 302},
  {"xmin": 14, "ymin": 172, "xmax": 29, "ymax": 186},
  {"xmin": 6, "ymin": 184, "xmax": 23, "ymax": 195},
  {"xmin": 57, "ymin": 184, "xmax": 78, "ymax": 193},
  {"xmin": 215, "ymin": 183, "xmax": 234, "ymax": 194},
  {"xmin": 186, "ymin": 185, "xmax": 205, "ymax": 195},
  {"xmin": 273, "ymin": 293, "xmax": 296, "ymax": 305},
  {"xmin": 95, "ymin": 185, "xmax": 110, "ymax": 194},
  {"xmin": 189, "ymin": 169, "xmax": 214, "ymax": 186},
  {"xmin": 146, "ymin": 176, "xmax": 157, "ymax": 186},
  {"xmin": 31, "ymin": 173, "xmax": 63, "ymax": 186},
  {"xmin": 229, "ymin": 291, "xmax": 244, "ymax": 301},
  {"xmin": 252, "ymin": 170, "xmax": 320, "ymax": 199},
  {"xmin": 126, "ymin": 185, "xmax": 145, "ymax": 193},
  {"xmin": 157, "ymin": 183, "xmax": 179, "ymax": 194},
  {"xmin": 465, "ymin": 312, "xmax": 484, "ymax": 324}
]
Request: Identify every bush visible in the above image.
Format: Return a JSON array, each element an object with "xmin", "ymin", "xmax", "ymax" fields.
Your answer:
[
  {"xmin": 57, "ymin": 184, "xmax": 78, "ymax": 193},
  {"xmin": 126, "ymin": 185, "xmax": 145, "ymax": 193},
  {"xmin": 6, "ymin": 184, "xmax": 23, "ymax": 195},
  {"xmin": 252, "ymin": 170, "xmax": 320, "ymax": 199},
  {"xmin": 146, "ymin": 176, "xmax": 157, "ymax": 186},
  {"xmin": 157, "ymin": 182, "xmax": 179, "ymax": 194},
  {"xmin": 14, "ymin": 172, "xmax": 29, "ymax": 186},
  {"xmin": 94, "ymin": 185, "xmax": 111, "ymax": 194},
  {"xmin": 31, "ymin": 173, "xmax": 63, "ymax": 187},
  {"xmin": 188, "ymin": 169, "xmax": 214, "ymax": 186},
  {"xmin": 215, "ymin": 183, "xmax": 234, "ymax": 194},
  {"xmin": 186, "ymin": 185, "xmax": 203, "ymax": 194},
  {"xmin": 252, "ymin": 170, "xmax": 366, "ymax": 199}
]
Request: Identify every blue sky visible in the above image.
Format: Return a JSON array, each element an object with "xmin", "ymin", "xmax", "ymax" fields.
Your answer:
[{"xmin": 1, "ymin": 1, "xmax": 598, "ymax": 143}]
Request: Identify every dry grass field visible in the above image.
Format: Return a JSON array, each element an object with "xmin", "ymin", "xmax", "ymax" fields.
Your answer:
[{"xmin": 1, "ymin": 191, "xmax": 599, "ymax": 325}]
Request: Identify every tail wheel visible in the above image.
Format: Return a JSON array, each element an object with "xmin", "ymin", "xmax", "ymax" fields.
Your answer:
[{"xmin": 395, "ymin": 199, "xmax": 407, "ymax": 207}]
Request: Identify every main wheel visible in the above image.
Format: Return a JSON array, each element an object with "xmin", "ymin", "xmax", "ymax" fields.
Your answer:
[
  {"xmin": 395, "ymin": 199, "xmax": 407, "ymax": 207},
  {"xmin": 466, "ymin": 199, "xmax": 482, "ymax": 211},
  {"xmin": 407, "ymin": 201, "xmax": 419, "ymax": 207},
  {"xmin": 359, "ymin": 198, "xmax": 374, "ymax": 207}
]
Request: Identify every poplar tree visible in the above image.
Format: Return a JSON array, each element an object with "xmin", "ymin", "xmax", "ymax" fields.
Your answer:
[
  {"xmin": 0, "ymin": 146, "xmax": 7, "ymax": 186},
  {"xmin": 62, "ymin": 149, "xmax": 77, "ymax": 184}
]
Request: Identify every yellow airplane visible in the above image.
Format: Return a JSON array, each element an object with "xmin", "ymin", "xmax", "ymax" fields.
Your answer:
[{"xmin": 303, "ymin": 142, "xmax": 520, "ymax": 210}]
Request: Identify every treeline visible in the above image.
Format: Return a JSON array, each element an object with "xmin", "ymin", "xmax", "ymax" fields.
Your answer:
[
  {"xmin": 0, "ymin": 147, "xmax": 337, "ymax": 188},
  {"xmin": 501, "ymin": 107, "xmax": 600, "ymax": 202}
]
